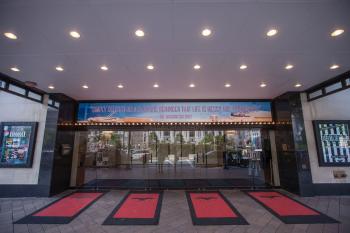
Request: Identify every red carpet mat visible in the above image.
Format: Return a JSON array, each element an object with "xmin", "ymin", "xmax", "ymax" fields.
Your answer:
[
  {"xmin": 15, "ymin": 191, "xmax": 105, "ymax": 224},
  {"xmin": 245, "ymin": 190, "xmax": 339, "ymax": 224},
  {"xmin": 186, "ymin": 191, "xmax": 248, "ymax": 225},
  {"xmin": 102, "ymin": 191, "xmax": 163, "ymax": 225}
]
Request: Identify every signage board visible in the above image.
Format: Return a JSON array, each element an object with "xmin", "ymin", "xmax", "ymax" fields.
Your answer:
[{"xmin": 77, "ymin": 101, "xmax": 272, "ymax": 123}]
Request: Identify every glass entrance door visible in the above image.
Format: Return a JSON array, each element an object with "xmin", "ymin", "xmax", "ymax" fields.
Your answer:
[
  {"xmin": 225, "ymin": 129, "xmax": 265, "ymax": 186},
  {"xmin": 79, "ymin": 129, "xmax": 268, "ymax": 189}
]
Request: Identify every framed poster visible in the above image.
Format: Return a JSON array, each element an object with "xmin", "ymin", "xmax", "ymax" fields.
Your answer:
[
  {"xmin": 313, "ymin": 120, "xmax": 350, "ymax": 167},
  {"xmin": 0, "ymin": 122, "xmax": 38, "ymax": 168}
]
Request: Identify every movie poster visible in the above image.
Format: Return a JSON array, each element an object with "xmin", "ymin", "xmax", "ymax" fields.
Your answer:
[
  {"xmin": 0, "ymin": 122, "xmax": 38, "ymax": 168},
  {"xmin": 313, "ymin": 120, "xmax": 350, "ymax": 166},
  {"xmin": 77, "ymin": 101, "xmax": 272, "ymax": 123}
]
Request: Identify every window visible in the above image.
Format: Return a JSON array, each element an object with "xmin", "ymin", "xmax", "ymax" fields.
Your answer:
[
  {"xmin": 346, "ymin": 78, "xmax": 350, "ymax": 86},
  {"xmin": 306, "ymin": 72, "xmax": 349, "ymax": 101},
  {"xmin": 308, "ymin": 90, "xmax": 322, "ymax": 99},
  {"xmin": 28, "ymin": 91, "xmax": 42, "ymax": 101},
  {"xmin": 8, "ymin": 84, "xmax": 26, "ymax": 95},
  {"xmin": 325, "ymin": 82, "xmax": 342, "ymax": 93},
  {"xmin": 0, "ymin": 80, "xmax": 6, "ymax": 89},
  {"xmin": 163, "ymin": 131, "xmax": 170, "ymax": 137}
]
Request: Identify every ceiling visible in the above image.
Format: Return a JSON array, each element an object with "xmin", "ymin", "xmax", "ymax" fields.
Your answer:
[{"xmin": 0, "ymin": 0, "xmax": 349, "ymax": 100}]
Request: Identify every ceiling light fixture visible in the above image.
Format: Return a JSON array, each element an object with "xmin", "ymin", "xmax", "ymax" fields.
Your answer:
[
  {"xmin": 189, "ymin": 83, "xmax": 196, "ymax": 88},
  {"xmin": 285, "ymin": 64, "xmax": 294, "ymax": 70},
  {"xmin": 82, "ymin": 85, "xmax": 88, "ymax": 89},
  {"xmin": 153, "ymin": 83, "xmax": 159, "ymax": 88},
  {"xmin": 24, "ymin": 81, "xmax": 37, "ymax": 87},
  {"xmin": 225, "ymin": 83, "xmax": 231, "ymax": 88},
  {"xmin": 135, "ymin": 29, "xmax": 145, "ymax": 37},
  {"xmin": 260, "ymin": 82, "xmax": 267, "ymax": 88},
  {"xmin": 331, "ymin": 29, "xmax": 344, "ymax": 37},
  {"xmin": 100, "ymin": 65, "xmax": 108, "ymax": 71},
  {"xmin": 201, "ymin": 28, "xmax": 212, "ymax": 37},
  {"xmin": 69, "ymin": 31, "xmax": 80, "ymax": 39},
  {"xmin": 266, "ymin": 28, "xmax": 278, "ymax": 37},
  {"xmin": 4, "ymin": 32, "xmax": 17, "ymax": 40},
  {"xmin": 48, "ymin": 85, "xmax": 55, "ymax": 90},
  {"xmin": 330, "ymin": 64, "xmax": 339, "ymax": 70},
  {"xmin": 240, "ymin": 64, "xmax": 247, "ymax": 70},
  {"xmin": 295, "ymin": 83, "xmax": 302, "ymax": 88},
  {"xmin": 10, "ymin": 67, "xmax": 20, "ymax": 72},
  {"xmin": 117, "ymin": 84, "xmax": 124, "ymax": 89},
  {"xmin": 193, "ymin": 64, "xmax": 201, "ymax": 70},
  {"xmin": 55, "ymin": 66, "xmax": 64, "ymax": 71},
  {"xmin": 147, "ymin": 64, "xmax": 154, "ymax": 70}
]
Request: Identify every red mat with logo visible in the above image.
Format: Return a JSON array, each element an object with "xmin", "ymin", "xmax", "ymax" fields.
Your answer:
[
  {"xmin": 245, "ymin": 190, "xmax": 339, "ymax": 224},
  {"xmin": 15, "ymin": 191, "xmax": 105, "ymax": 224},
  {"xmin": 103, "ymin": 191, "xmax": 163, "ymax": 225},
  {"xmin": 186, "ymin": 191, "xmax": 248, "ymax": 225}
]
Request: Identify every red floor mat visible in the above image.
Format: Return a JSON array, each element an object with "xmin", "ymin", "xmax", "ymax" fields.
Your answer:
[
  {"xmin": 15, "ymin": 191, "xmax": 105, "ymax": 224},
  {"xmin": 245, "ymin": 190, "xmax": 339, "ymax": 224},
  {"xmin": 186, "ymin": 191, "xmax": 248, "ymax": 225},
  {"xmin": 103, "ymin": 191, "xmax": 163, "ymax": 225}
]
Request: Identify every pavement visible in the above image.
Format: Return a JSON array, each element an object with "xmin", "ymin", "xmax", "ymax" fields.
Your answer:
[{"xmin": 0, "ymin": 189, "xmax": 349, "ymax": 233}]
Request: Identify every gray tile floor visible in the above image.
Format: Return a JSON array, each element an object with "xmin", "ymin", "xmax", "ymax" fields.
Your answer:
[{"xmin": 1, "ymin": 190, "xmax": 349, "ymax": 233}]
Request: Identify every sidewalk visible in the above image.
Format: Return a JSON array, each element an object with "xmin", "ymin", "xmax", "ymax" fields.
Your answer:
[{"xmin": 1, "ymin": 190, "xmax": 349, "ymax": 233}]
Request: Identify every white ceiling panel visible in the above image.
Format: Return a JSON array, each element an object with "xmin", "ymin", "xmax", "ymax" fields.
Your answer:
[{"xmin": 0, "ymin": 0, "xmax": 349, "ymax": 100}]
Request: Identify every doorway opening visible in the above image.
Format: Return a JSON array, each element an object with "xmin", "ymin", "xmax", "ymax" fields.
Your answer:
[{"xmin": 73, "ymin": 129, "xmax": 273, "ymax": 189}]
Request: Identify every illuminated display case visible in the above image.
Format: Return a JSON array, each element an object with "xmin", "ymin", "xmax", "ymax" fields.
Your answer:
[{"xmin": 0, "ymin": 122, "xmax": 38, "ymax": 168}]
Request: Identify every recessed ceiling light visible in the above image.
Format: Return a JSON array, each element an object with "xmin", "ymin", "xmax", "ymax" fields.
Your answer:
[
  {"xmin": 100, "ymin": 65, "xmax": 108, "ymax": 71},
  {"xmin": 4, "ymin": 32, "xmax": 17, "ymax": 40},
  {"xmin": 48, "ymin": 85, "xmax": 55, "ymax": 90},
  {"xmin": 193, "ymin": 64, "xmax": 201, "ymax": 70},
  {"xmin": 266, "ymin": 28, "xmax": 278, "ymax": 37},
  {"xmin": 10, "ymin": 67, "xmax": 20, "ymax": 72},
  {"xmin": 331, "ymin": 29, "xmax": 344, "ymax": 37},
  {"xmin": 285, "ymin": 64, "xmax": 294, "ymax": 70},
  {"xmin": 240, "ymin": 64, "xmax": 247, "ymax": 70},
  {"xmin": 147, "ymin": 64, "xmax": 154, "ymax": 70},
  {"xmin": 117, "ymin": 84, "xmax": 124, "ymax": 89},
  {"xmin": 82, "ymin": 85, "xmax": 88, "ymax": 89},
  {"xmin": 330, "ymin": 64, "xmax": 339, "ymax": 70},
  {"xmin": 260, "ymin": 82, "xmax": 267, "ymax": 88},
  {"xmin": 189, "ymin": 83, "xmax": 196, "ymax": 88},
  {"xmin": 135, "ymin": 29, "xmax": 145, "ymax": 37},
  {"xmin": 55, "ymin": 66, "xmax": 64, "ymax": 72},
  {"xmin": 153, "ymin": 83, "xmax": 159, "ymax": 88},
  {"xmin": 201, "ymin": 28, "xmax": 212, "ymax": 37},
  {"xmin": 225, "ymin": 83, "xmax": 231, "ymax": 88},
  {"xmin": 69, "ymin": 31, "xmax": 80, "ymax": 39},
  {"xmin": 295, "ymin": 83, "xmax": 302, "ymax": 88}
]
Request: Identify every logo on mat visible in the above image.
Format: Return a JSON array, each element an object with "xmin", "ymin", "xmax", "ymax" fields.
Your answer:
[
  {"xmin": 195, "ymin": 196, "xmax": 217, "ymax": 201},
  {"xmin": 132, "ymin": 197, "xmax": 155, "ymax": 201},
  {"xmin": 259, "ymin": 195, "xmax": 281, "ymax": 199}
]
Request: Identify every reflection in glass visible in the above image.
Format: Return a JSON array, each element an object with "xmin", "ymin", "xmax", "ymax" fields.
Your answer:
[{"xmin": 81, "ymin": 129, "xmax": 267, "ymax": 187}]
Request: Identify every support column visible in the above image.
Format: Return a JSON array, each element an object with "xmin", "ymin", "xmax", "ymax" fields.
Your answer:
[{"xmin": 272, "ymin": 92, "xmax": 314, "ymax": 196}]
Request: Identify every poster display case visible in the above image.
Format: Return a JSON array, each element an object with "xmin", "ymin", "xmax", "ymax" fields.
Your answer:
[
  {"xmin": 0, "ymin": 122, "xmax": 38, "ymax": 168},
  {"xmin": 313, "ymin": 120, "xmax": 350, "ymax": 166}
]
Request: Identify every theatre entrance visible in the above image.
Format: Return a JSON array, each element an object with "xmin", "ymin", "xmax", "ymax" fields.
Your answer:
[{"xmin": 75, "ymin": 129, "xmax": 273, "ymax": 189}]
